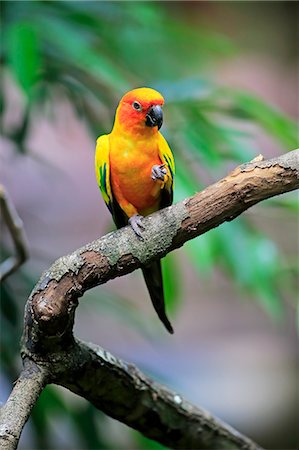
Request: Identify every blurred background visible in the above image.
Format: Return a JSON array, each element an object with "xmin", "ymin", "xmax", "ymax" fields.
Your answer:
[{"xmin": 1, "ymin": 1, "xmax": 298, "ymax": 449}]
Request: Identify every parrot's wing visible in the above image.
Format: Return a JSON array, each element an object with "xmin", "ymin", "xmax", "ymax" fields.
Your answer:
[
  {"xmin": 158, "ymin": 133, "xmax": 175, "ymax": 207},
  {"xmin": 95, "ymin": 134, "xmax": 127, "ymax": 228},
  {"xmin": 95, "ymin": 135, "xmax": 113, "ymax": 214}
]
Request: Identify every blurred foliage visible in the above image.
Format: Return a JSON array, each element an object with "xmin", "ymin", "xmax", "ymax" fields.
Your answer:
[{"xmin": 1, "ymin": 1, "xmax": 298, "ymax": 449}]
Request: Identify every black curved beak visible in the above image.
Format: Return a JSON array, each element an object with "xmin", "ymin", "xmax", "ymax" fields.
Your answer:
[{"xmin": 145, "ymin": 105, "xmax": 163, "ymax": 130}]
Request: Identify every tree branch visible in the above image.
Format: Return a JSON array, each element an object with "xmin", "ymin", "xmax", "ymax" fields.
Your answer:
[
  {"xmin": 24, "ymin": 149, "xmax": 299, "ymax": 352},
  {"xmin": 1, "ymin": 150, "xmax": 298, "ymax": 449},
  {"xmin": 57, "ymin": 339, "xmax": 262, "ymax": 449},
  {"xmin": 0, "ymin": 360, "xmax": 46, "ymax": 450},
  {"xmin": 0, "ymin": 185, "xmax": 29, "ymax": 282}
]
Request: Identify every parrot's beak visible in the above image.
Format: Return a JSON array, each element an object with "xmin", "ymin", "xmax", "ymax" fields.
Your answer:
[{"xmin": 145, "ymin": 105, "xmax": 163, "ymax": 130}]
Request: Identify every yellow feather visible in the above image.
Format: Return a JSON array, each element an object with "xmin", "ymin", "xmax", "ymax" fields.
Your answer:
[
  {"xmin": 158, "ymin": 132, "xmax": 175, "ymax": 195},
  {"xmin": 95, "ymin": 135, "xmax": 112, "ymax": 211}
]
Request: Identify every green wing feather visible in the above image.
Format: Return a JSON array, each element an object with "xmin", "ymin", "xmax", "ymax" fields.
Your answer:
[
  {"xmin": 95, "ymin": 135, "xmax": 127, "ymax": 228},
  {"xmin": 95, "ymin": 135, "xmax": 113, "ymax": 214},
  {"xmin": 158, "ymin": 133, "xmax": 175, "ymax": 207}
]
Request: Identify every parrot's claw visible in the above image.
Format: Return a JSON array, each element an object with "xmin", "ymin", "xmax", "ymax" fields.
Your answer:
[
  {"xmin": 151, "ymin": 164, "xmax": 167, "ymax": 181},
  {"xmin": 128, "ymin": 214, "xmax": 145, "ymax": 238}
]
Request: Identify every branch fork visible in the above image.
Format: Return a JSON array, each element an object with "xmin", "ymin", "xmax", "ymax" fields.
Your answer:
[{"xmin": 1, "ymin": 150, "xmax": 298, "ymax": 449}]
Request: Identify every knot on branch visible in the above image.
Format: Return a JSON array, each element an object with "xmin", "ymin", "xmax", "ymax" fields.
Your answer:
[
  {"xmin": 29, "ymin": 252, "xmax": 110, "ymax": 333},
  {"xmin": 33, "ymin": 281, "xmax": 77, "ymax": 333}
]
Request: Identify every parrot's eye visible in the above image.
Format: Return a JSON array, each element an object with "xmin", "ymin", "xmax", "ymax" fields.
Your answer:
[{"xmin": 132, "ymin": 101, "xmax": 142, "ymax": 111}]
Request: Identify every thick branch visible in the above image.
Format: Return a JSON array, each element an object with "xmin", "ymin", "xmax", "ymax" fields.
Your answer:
[
  {"xmin": 2, "ymin": 150, "xmax": 298, "ymax": 449},
  {"xmin": 55, "ymin": 339, "xmax": 262, "ymax": 449},
  {"xmin": 0, "ymin": 361, "xmax": 46, "ymax": 450},
  {"xmin": 23, "ymin": 150, "xmax": 299, "ymax": 351}
]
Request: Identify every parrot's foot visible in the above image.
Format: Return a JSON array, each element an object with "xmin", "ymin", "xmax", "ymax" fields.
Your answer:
[
  {"xmin": 128, "ymin": 214, "xmax": 145, "ymax": 238},
  {"xmin": 151, "ymin": 164, "xmax": 167, "ymax": 181}
]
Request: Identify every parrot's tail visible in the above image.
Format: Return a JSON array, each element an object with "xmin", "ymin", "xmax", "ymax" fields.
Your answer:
[{"xmin": 142, "ymin": 261, "xmax": 174, "ymax": 334}]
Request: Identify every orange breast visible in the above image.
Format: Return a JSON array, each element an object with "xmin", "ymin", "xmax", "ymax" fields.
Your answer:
[{"xmin": 109, "ymin": 134, "xmax": 163, "ymax": 214}]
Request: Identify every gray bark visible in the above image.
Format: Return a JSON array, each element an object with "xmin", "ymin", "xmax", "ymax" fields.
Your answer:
[{"xmin": 1, "ymin": 149, "xmax": 298, "ymax": 450}]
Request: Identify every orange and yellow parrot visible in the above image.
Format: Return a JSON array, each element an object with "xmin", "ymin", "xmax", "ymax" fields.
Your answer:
[{"xmin": 95, "ymin": 87, "xmax": 175, "ymax": 333}]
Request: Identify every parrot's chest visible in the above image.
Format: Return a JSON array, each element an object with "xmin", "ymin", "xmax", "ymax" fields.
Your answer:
[{"xmin": 110, "ymin": 139, "xmax": 162, "ymax": 210}]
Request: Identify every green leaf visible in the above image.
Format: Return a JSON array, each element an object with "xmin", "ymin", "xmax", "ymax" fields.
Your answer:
[
  {"xmin": 162, "ymin": 253, "xmax": 181, "ymax": 314},
  {"xmin": 7, "ymin": 22, "xmax": 40, "ymax": 96},
  {"xmin": 216, "ymin": 221, "xmax": 283, "ymax": 318},
  {"xmin": 133, "ymin": 431, "xmax": 170, "ymax": 449},
  {"xmin": 223, "ymin": 90, "xmax": 298, "ymax": 148},
  {"xmin": 31, "ymin": 385, "xmax": 69, "ymax": 448},
  {"xmin": 185, "ymin": 232, "xmax": 217, "ymax": 276},
  {"xmin": 36, "ymin": 16, "xmax": 129, "ymax": 92},
  {"xmin": 72, "ymin": 405, "xmax": 111, "ymax": 449}
]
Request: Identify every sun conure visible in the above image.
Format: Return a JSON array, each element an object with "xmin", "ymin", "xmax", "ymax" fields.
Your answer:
[{"xmin": 95, "ymin": 87, "xmax": 175, "ymax": 333}]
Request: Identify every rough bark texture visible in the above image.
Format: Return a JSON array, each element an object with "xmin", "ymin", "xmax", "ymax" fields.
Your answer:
[
  {"xmin": 58, "ymin": 340, "xmax": 262, "ymax": 449},
  {"xmin": 0, "ymin": 361, "xmax": 46, "ymax": 450},
  {"xmin": 1, "ymin": 150, "xmax": 298, "ymax": 450}
]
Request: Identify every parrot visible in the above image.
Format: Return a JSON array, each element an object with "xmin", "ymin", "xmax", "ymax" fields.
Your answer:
[{"xmin": 95, "ymin": 87, "xmax": 175, "ymax": 334}]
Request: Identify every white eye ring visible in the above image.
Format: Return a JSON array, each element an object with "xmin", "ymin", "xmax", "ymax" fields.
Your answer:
[{"xmin": 132, "ymin": 101, "xmax": 142, "ymax": 111}]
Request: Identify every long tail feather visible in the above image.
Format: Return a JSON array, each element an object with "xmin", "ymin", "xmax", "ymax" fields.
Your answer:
[{"xmin": 142, "ymin": 261, "xmax": 174, "ymax": 334}]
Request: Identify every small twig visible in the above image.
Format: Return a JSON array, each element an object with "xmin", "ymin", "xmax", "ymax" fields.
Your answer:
[
  {"xmin": 0, "ymin": 360, "xmax": 47, "ymax": 450},
  {"xmin": 0, "ymin": 185, "xmax": 29, "ymax": 282}
]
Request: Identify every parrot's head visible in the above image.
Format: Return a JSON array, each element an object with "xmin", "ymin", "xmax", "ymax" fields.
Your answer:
[{"xmin": 115, "ymin": 87, "xmax": 164, "ymax": 135}]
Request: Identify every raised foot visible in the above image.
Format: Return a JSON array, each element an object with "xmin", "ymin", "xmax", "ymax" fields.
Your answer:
[
  {"xmin": 128, "ymin": 214, "xmax": 145, "ymax": 238},
  {"xmin": 151, "ymin": 164, "xmax": 167, "ymax": 181}
]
